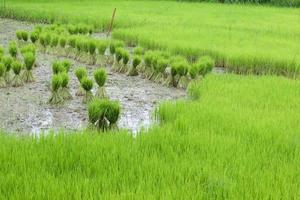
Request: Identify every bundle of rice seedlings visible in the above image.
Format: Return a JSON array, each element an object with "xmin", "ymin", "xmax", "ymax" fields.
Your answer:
[
  {"xmin": 11, "ymin": 60, "xmax": 23, "ymax": 87},
  {"xmin": 21, "ymin": 31, "xmax": 28, "ymax": 42},
  {"xmin": 52, "ymin": 61, "xmax": 65, "ymax": 74},
  {"xmin": 78, "ymin": 24, "xmax": 89, "ymax": 35},
  {"xmin": 2, "ymin": 56, "xmax": 13, "ymax": 83},
  {"xmin": 74, "ymin": 67, "xmax": 87, "ymax": 96},
  {"xmin": 48, "ymin": 74, "xmax": 63, "ymax": 104},
  {"xmin": 197, "ymin": 56, "xmax": 215, "ymax": 76},
  {"xmin": 127, "ymin": 55, "xmax": 141, "ymax": 76},
  {"xmin": 82, "ymin": 39, "xmax": 90, "ymax": 63},
  {"xmin": 67, "ymin": 24, "xmax": 77, "ymax": 34},
  {"xmin": 143, "ymin": 51, "xmax": 154, "ymax": 77},
  {"xmin": 119, "ymin": 50, "xmax": 129, "ymax": 73},
  {"xmin": 39, "ymin": 34, "xmax": 47, "ymax": 53},
  {"xmin": 88, "ymin": 40, "xmax": 97, "ymax": 65},
  {"xmin": 61, "ymin": 60, "xmax": 72, "ymax": 72},
  {"xmin": 8, "ymin": 41, "xmax": 18, "ymax": 58},
  {"xmin": 59, "ymin": 36, "xmax": 67, "ymax": 56},
  {"xmin": 67, "ymin": 36, "xmax": 77, "ymax": 58},
  {"xmin": 96, "ymin": 40, "xmax": 108, "ymax": 66},
  {"xmin": 60, "ymin": 72, "xmax": 72, "ymax": 100},
  {"xmin": 177, "ymin": 62, "xmax": 190, "ymax": 89},
  {"xmin": 33, "ymin": 25, "xmax": 42, "ymax": 33},
  {"xmin": 94, "ymin": 68, "xmax": 107, "ymax": 99},
  {"xmin": 75, "ymin": 38, "xmax": 84, "ymax": 61},
  {"xmin": 44, "ymin": 33, "xmax": 52, "ymax": 53},
  {"xmin": 81, "ymin": 77, "xmax": 94, "ymax": 103},
  {"xmin": 50, "ymin": 34, "xmax": 59, "ymax": 54},
  {"xmin": 154, "ymin": 58, "xmax": 168, "ymax": 83},
  {"xmin": 21, "ymin": 44, "xmax": 36, "ymax": 57},
  {"xmin": 133, "ymin": 46, "xmax": 144, "ymax": 56},
  {"xmin": 16, "ymin": 31, "xmax": 23, "ymax": 41},
  {"xmin": 22, "ymin": 52, "xmax": 35, "ymax": 83},
  {"xmin": 112, "ymin": 47, "xmax": 124, "ymax": 72},
  {"xmin": 30, "ymin": 31, "xmax": 39, "ymax": 43},
  {"xmin": 88, "ymin": 99, "xmax": 120, "ymax": 131},
  {"xmin": 108, "ymin": 40, "xmax": 124, "ymax": 65},
  {"xmin": 0, "ymin": 63, "xmax": 6, "ymax": 88}
]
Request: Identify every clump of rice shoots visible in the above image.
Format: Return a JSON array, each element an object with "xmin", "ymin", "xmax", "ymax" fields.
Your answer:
[
  {"xmin": 50, "ymin": 34, "xmax": 59, "ymax": 54},
  {"xmin": 143, "ymin": 51, "xmax": 154, "ymax": 78},
  {"xmin": 197, "ymin": 56, "xmax": 215, "ymax": 76},
  {"xmin": 0, "ymin": 63, "xmax": 6, "ymax": 88},
  {"xmin": 59, "ymin": 36, "xmax": 67, "ymax": 56},
  {"xmin": 112, "ymin": 47, "xmax": 123, "ymax": 72},
  {"xmin": 11, "ymin": 61, "xmax": 23, "ymax": 87},
  {"xmin": 177, "ymin": 62, "xmax": 190, "ymax": 89},
  {"xmin": 81, "ymin": 77, "xmax": 94, "ymax": 103},
  {"xmin": 108, "ymin": 40, "xmax": 124, "ymax": 65},
  {"xmin": 133, "ymin": 46, "xmax": 144, "ymax": 56},
  {"xmin": 127, "ymin": 55, "xmax": 141, "ymax": 76},
  {"xmin": 52, "ymin": 61, "xmax": 65, "ymax": 74},
  {"xmin": 60, "ymin": 72, "xmax": 72, "ymax": 100},
  {"xmin": 75, "ymin": 38, "xmax": 84, "ymax": 61},
  {"xmin": 88, "ymin": 40, "xmax": 97, "ymax": 65},
  {"xmin": 2, "ymin": 56, "xmax": 13, "ymax": 83},
  {"xmin": 30, "ymin": 31, "xmax": 39, "ymax": 43},
  {"xmin": 154, "ymin": 58, "xmax": 168, "ymax": 83},
  {"xmin": 61, "ymin": 60, "xmax": 72, "ymax": 72},
  {"xmin": 75, "ymin": 67, "xmax": 87, "ymax": 96},
  {"xmin": 8, "ymin": 41, "xmax": 18, "ymax": 58},
  {"xmin": 88, "ymin": 99, "xmax": 120, "ymax": 131},
  {"xmin": 21, "ymin": 44, "xmax": 36, "ymax": 57},
  {"xmin": 39, "ymin": 34, "xmax": 47, "ymax": 52},
  {"xmin": 22, "ymin": 52, "xmax": 35, "ymax": 83},
  {"xmin": 94, "ymin": 68, "xmax": 107, "ymax": 99},
  {"xmin": 21, "ymin": 31, "xmax": 29, "ymax": 42},
  {"xmin": 96, "ymin": 40, "xmax": 108, "ymax": 66},
  {"xmin": 16, "ymin": 31, "xmax": 23, "ymax": 41},
  {"xmin": 67, "ymin": 36, "xmax": 77, "ymax": 58},
  {"xmin": 48, "ymin": 74, "xmax": 63, "ymax": 104},
  {"xmin": 119, "ymin": 50, "xmax": 129, "ymax": 73},
  {"xmin": 33, "ymin": 25, "xmax": 42, "ymax": 33}
]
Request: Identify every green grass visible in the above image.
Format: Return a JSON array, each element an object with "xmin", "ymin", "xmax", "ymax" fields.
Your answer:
[
  {"xmin": 1, "ymin": 0, "xmax": 300, "ymax": 76},
  {"xmin": 0, "ymin": 74, "xmax": 300, "ymax": 199}
]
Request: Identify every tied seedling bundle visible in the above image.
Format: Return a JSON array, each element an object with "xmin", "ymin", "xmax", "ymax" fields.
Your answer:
[
  {"xmin": 154, "ymin": 58, "xmax": 169, "ymax": 84},
  {"xmin": 88, "ymin": 99, "xmax": 120, "ymax": 131},
  {"xmin": 112, "ymin": 47, "xmax": 124, "ymax": 72},
  {"xmin": 108, "ymin": 40, "xmax": 124, "ymax": 65},
  {"xmin": 94, "ymin": 68, "xmax": 107, "ymax": 99},
  {"xmin": 30, "ymin": 31, "xmax": 39, "ymax": 43},
  {"xmin": 22, "ymin": 52, "xmax": 36, "ymax": 83},
  {"xmin": 60, "ymin": 72, "xmax": 72, "ymax": 100},
  {"xmin": 88, "ymin": 39, "xmax": 97, "ymax": 65},
  {"xmin": 8, "ymin": 41, "xmax": 18, "ymax": 58},
  {"xmin": 59, "ymin": 36, "xmax": 67, "ymax": 56},
  {"xmin": 2, "ymin": 56, "xmax": 13, "ymax": 83},
  {"xmin": 50, "ymin": 34, "xmax": 59, "ymax": 54},
  {"xmin": 96, "ymin": 40, "xmax": 108, "ymax": 66},
  {"xmin": 11, "ymin": 60, "xmax": 23, "ymax": 87},
  {"xmin": 127, "ymin": 55, "xmax": 141, "ymax": 76},
  {"xmin": 81, "ymin": 77, "xmax": 94, "ymax": 103},
  {"xmin": 74, "ymin": 67, "xmax": 87, "ymax": 96},
  {"xmin": 49, "ymin": 74, "xmax": 63, "ymax": 104},
  {"xmin": 67, "ymin": 36, "xmax": 77, "ymax": 58},
  {"xmin": 119, "ymin": 50, "xmax": 130, "ymax": 74}
]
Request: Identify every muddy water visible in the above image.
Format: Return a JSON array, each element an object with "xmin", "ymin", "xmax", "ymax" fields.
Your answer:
[{"xmin": 0, "ymin": 18, "xmax": 186, "ymax": 134}]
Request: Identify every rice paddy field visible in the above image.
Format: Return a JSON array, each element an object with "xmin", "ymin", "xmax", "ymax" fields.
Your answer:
[{"xmin": 0, "ymin": 0, "xmax": 300, "ymax": 199}]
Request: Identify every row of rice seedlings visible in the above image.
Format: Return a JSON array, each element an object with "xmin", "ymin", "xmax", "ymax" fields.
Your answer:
[
  {"xmin": 48, "ymin": 60, "xmax": 72, "ymax": 104},
  {"xmin": 74, "ymin": 66, "xmax": 108, "ymax": 104},
  {"xmin": 67, "ymin": 24, "xmax": 93, "ymax": 35},
  {"xmin": 88, "ymin": 99, "xmax": 120, "ymax": 131},
  {"xmin": 0, "ymin": 43, "xmax": 37, "ymax": 88}
]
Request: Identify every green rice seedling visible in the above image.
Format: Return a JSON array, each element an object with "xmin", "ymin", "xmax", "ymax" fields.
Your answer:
[
  {"xmin": 16, "ymin": 30, "xmax": 23, "ymax": 41},
  {"xmin": 177, "ymin": 62, "xmax": 191, "ymax": 89},
  {"xmin": 74, "ymin": 66, "xmax": 87, "ymax": 96},
  {"xmin": 81, "ymin": 77, "xmax": 94, "ymax": 103},
  {"xmin": 75, "ymin": 38, "xmax": 84, "ymax": 61},
  {"xmin": 148, "ymin": 53, "xmax": 161, "ymax": 80},
  {"xmin": 143, "ymin": 51, "xmax": 154, "ymax": 77},
  {"xmin": 8, "ymin": 41, "xmax": 18, "ymax": 58},
  {"xmin": 21, "ymin": 44, "xmax": 36, "ymax": 57},
  {"xmin": 30, "ymin": 31, "xmax": 39, "ymax": 43},
  {"xmin": 112, "ymin": 47, "xmax": 124, "ymax": 72},
  {"xmin": 11, "ymin": 60, "xmax": 23, "ymax": 87},
  {"xmin": 44, "ymin": 33, "xmax": 52, "ymax": 53},
  {"xmin": 67, "ymin": 36, "xmax": 77, "ymax": 58},
  {"xmin": 22, "ymin": 52, "xmax": 35, "ymax": 83},
  {"xmin": 88, "ymin": 99, "xmax": 120, "ymax": 131},
  {"xmin": 59, "ymin": 36, "xmax": 67, "ymax": 56},
  {"xmin": 67, "ymin": 24, "xmax": 77, "ymax": 34},
  {"xmin": 94, "ymin": 68, "xmax": 107, "ymax": 99},
  {"xmin": 33, "ymin": 25, "xmax": 42, "ymax": 33},
  {"xmin": 52, "ymin": 61, "xmax": 65, "ymax": 74},
  {"xmin": 88, "ymin": 39, "xmax": 97, "ymax": 65},
  {"xmin": 96, "ymin": 40, "xmax": 108, "ymax": 66},
  {"xmin": 154, "ymin": 58, "xmax": 168, "ymax": 83},
  {"xmin": 82, "ymin": 39, "xmax": 90, "ymax": 63},
  {"xmin": 133, "ymin": 46, "xmax": 144, "ymax": 56},
  {"xmin": 50, "ymin": 34, "xmax": 59, "ymax": 54},
  {"xmin": 2, "ymin": 56, "xmax": 13, "ymax": 83},
  {"xmin": 119, "ymin": 50, "xmax": 130, "ymax": 73},
  {"xmin": 39, "ymin": 34, "xmax": 47, "ymax": 52},
  {"xmin": 61, "ymin": 60, "xmax": 71, "ymax": 72},
  {"xmin": 196, "ymin": 56, "xmax": 215, "ymax": 76},
  {"xmin": 60, "ymin": 72, "xmax": 72, "ymax": 100},
  {"xmin": 127, "ymin": 55, "xmax": 141, "ymax": 76},
  {"xmin": 21, "ymin": 31, "xmax": 29, "ymax": 42},
  {"xmin": 48, "ymin": 74, "xmax": 63, "ymax": 104},
  {"xmin": 0, "ymin": 63, "xmax": 6, "ymax": 88},
  {"xmin": 108, "ymin": 40, "xmax": 124, "ymax": 65},
  {"xmin": 189, "ymin": 64, "xmax": 199, "ymax": 80},
  {"xmin": 78, "ymin": 23, "xmax": 89, "ymax": 35}
]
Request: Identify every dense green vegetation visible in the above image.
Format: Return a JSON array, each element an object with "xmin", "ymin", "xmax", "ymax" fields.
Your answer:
[
  {"xmin": 0, "ymin": 74, "xmax": 299, "ymax": 198},
  {"xmin": 1, "ymin": 0, "xmax": 300, "ymax": 76}
]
